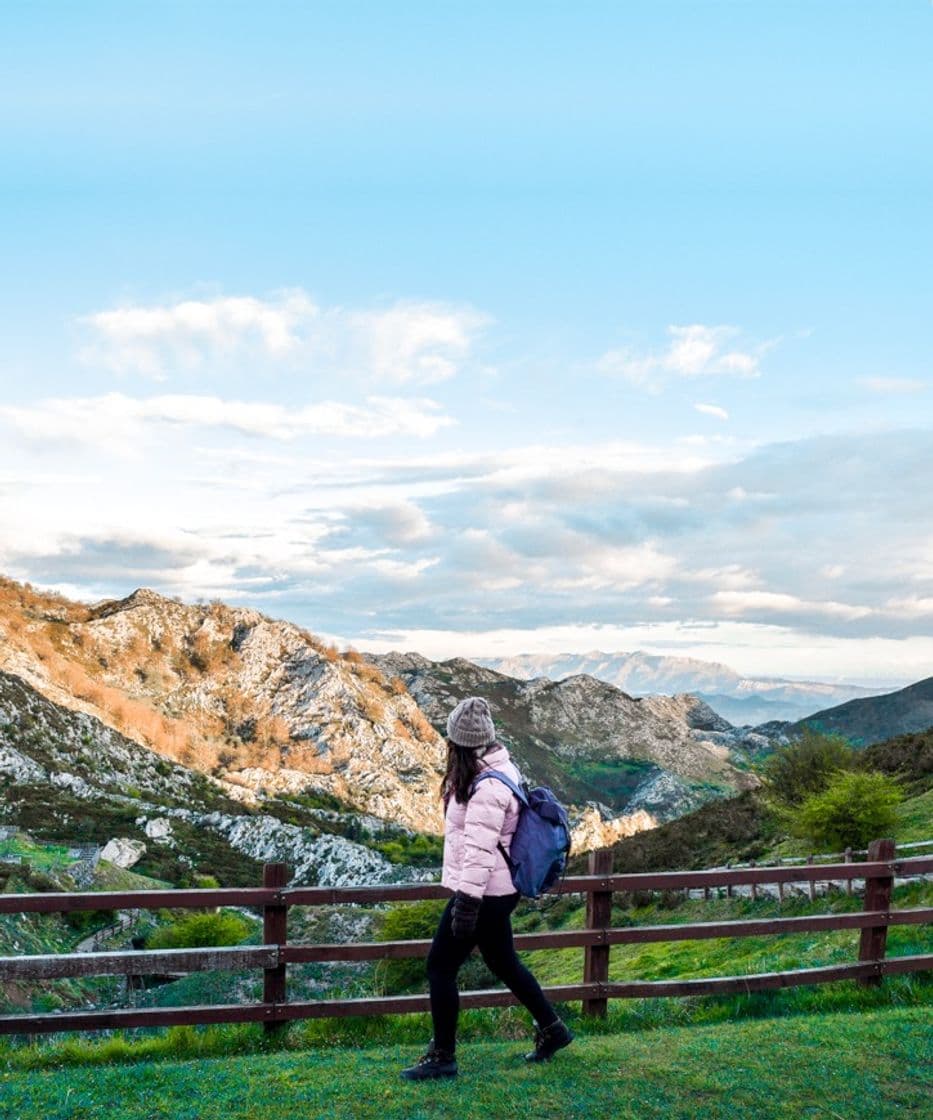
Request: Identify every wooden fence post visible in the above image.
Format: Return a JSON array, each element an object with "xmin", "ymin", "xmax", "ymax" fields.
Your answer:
[
  {"xmin": 750, "ymin": 861, "xmax": 757, "ymax": 902},
  {"xmin": 807, "ymin": 854, "xmax": 816, "ymax": 902},
  {"xmin": 776, "ymin": 858, "xmax": 784, "ymax": 905},
  {"xmin": 857, "ymin": 838, "xmax": 895, "ymax": 987},
  {"xmin": 845, "ymin": 848, "xmax": 853, "ymax": 897},
  {"xmin": 583, "ymin": 848, "xmax": 613, "ymax": 1018},
  {"xmin": 263, "ymin": 862, "xmax": 288, "ymax": 1032}
]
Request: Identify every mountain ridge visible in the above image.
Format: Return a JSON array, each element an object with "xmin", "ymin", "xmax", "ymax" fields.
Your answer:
[{"xmin": 480, "ymin": 649, "xmax": 897, "ymax": 726}]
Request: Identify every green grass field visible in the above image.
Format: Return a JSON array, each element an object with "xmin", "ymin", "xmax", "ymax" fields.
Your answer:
[
  {"xmin": 0, "ymin": 835, "xmax": 74, "ymax": 873},
  {"xmin": 1, "ymin": 1006, "xmax": 929, "ymax": 1120}
]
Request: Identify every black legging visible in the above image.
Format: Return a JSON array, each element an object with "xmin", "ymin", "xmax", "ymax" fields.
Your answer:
[{"xmin": 426, "ymin": 891, "xmax": 559, "ymax": 1052}]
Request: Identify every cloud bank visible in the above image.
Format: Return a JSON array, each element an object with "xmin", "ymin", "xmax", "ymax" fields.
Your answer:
[{"xmin": 78, "ymin": 291, "xmax": 488, "ymax": 383}]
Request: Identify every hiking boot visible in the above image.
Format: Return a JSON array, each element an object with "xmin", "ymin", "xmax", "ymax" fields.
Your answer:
[
  {"xmin": 524, "ymin": 1018, "xmax": 574, "ymax": 1062},
  {"xmin": 400, "ymin": 1041, "xmax": 458, "ymax": 1080}
]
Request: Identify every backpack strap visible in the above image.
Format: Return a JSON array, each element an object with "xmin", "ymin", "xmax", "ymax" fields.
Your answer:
[
  {"xmin": 469, "ymin": 769, "xmax": 527, "ymax": 872},
  {"xmin": 470, "ymin": 769, "xmax": 529, "ymax": 807}
]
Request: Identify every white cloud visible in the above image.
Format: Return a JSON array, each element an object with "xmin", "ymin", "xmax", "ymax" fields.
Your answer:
[
  {"xmin": 856, "ymin": 376, "xmax": 928, "ymax": 394},
  {"xmin": 4, "ymin": 422, "xmax": 933, "ymax": 683},
  {"xmin": 598, "ymin": 324, "xmax": 767, "ymax": 390},
  {"xmin": 348, "ymin": 302, "xmax": 488, "ymax": 384},
  {"xmin": 681, "ymin": 564, "xmax": 759, "ymax": 590},
  {"xmin": 710, "ymin": 590, "xmax": 874, "ymax": 621},
  {"xmin": 695, "ymin": 402, "xmax": 729, "ymax": 420},
  {"xmin": 883, "ymin": 595, "xmax": 933, "ymax": 617},
  {"xmin": 0, "ymin": 392, "xmax": 454, "ymax": 445},
  {"xmin": 78, "ymin": 291, "xmax": 487, "ymax": 383},
  {"xmin": 726, "ymin": 485, "xmax": 777, "ymax": 500},
  {"xmin": 549, "ymin": 541, "xmax": 678, "ymax": 591}
]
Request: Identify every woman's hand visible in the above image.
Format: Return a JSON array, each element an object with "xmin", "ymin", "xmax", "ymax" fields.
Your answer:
[{"xmin": 451, "ymin": 890, "xmax": 482, "ymax": 939}]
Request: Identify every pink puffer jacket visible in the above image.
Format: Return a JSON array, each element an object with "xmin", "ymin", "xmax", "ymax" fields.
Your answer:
[{"xmin": 441, "ymin": 742, "xmax": 522, "ymax": 898}]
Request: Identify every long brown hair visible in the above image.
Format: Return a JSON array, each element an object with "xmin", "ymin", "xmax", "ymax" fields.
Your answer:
[{"xmin": 440, "ymin": 739, "xmax": 494, "ymax": 808}]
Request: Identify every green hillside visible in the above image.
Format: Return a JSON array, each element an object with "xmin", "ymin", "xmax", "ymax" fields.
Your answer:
[{"xmin": 789, "ymin": 678, "xmax": 933, "ymax": 745}]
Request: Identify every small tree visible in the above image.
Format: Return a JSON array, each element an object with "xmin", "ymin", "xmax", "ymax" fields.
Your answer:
[
  {"xmin": 788, "ymin": 770, "xmax": 903, "ymax": 850},
  {"xmin": 762, "ymin": 727, "xmax": 856, "ymax": 808}
]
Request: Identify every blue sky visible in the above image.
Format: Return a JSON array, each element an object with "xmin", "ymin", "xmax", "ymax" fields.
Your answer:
[{"xmin": 1, "ymin": 2, "xmax": 931, "ymax": 685}]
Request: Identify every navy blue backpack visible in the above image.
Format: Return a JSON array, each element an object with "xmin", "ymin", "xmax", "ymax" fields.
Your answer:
[{"xmin": 470, "ymin": 769, "xmax": 572, "ymax": 898}]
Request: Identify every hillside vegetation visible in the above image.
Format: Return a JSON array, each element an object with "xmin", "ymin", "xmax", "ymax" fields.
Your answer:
[
  {"xmin": 565, "ymin": 725, "xmax": 933, "ymax": 878},
  {"xmin": 788, "ymin": 675, "xmax": 933, "ymax": 744}
]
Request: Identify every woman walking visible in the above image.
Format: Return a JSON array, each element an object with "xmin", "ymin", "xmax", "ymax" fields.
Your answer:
[{"xmin": 401, "ymin": 695, "xmax": 574, "ymax": 1080}]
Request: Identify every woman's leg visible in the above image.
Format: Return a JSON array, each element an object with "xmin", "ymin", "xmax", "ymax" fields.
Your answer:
[
  {"xmin": 425, "ymin": 897, "xmax": 478, "ymax": 1053},
  {"xmin": 475, "ymin": 894, "xmax": 559, "ymax": 1028}
]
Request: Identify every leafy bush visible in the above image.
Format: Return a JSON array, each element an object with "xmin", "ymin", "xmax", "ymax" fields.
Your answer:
[
  {"xmin": 373, "ymin": 832, "xmax": 443, "ymax": 867},
  {"xmin": 147, "ymin": 910, "xmax": 251, "ymax": 950},
  {"xmin": 373, "ymin": 898, "xmax": 499, "ymax": 996},
  {"xmin": 787, "ymin": 770, "xmax": 903, "ymax": 849},
  {"xmin": 761, "ymin": 728, "xmax": 856, "ymax": 808},
  {"xmin": 373, "ymin": 899, "xmax": 446, "ymax": 994},
  {"xmin": 860, "ymin": 729, "xmax": 933, "ymax": 794}
]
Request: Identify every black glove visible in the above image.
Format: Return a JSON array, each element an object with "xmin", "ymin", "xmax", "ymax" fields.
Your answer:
[{"xmin": 450, "ymin": 890, "xmax": 482, "ymax": 939}]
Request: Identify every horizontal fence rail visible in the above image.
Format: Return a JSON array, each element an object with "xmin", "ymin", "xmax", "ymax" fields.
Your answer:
[
  {"xmin": 0, "ymin": 842, "xmax": 930, "ymax": 1036},
  {"xmin": 4, "ymin": 857, "xmax": 932, "ymax": 916}
]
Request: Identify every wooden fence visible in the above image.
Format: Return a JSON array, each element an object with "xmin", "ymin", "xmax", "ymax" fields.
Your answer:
[{"xmin": 0, "ymin": 838, "xmax": 930, "ymax": 1037}]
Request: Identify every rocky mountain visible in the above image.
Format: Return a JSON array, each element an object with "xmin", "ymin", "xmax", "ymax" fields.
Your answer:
[
  {"xmin": 0, "ymin": 668, "xmax": 435, "ymax": 888},
  {"xmin": 369, "ymin": 652, "xmax": 766, "ymax": 837},
  {"xmin": 0, "ymin": 574, "xmax": 779, "ymax": 863},
  {"xmin": 0, "ymin": 577, "xmax": 445, "ymax": 834},
  {"xmin": 482, "ymin": 650, "xmax": 890, "ymax": 726},
  {"xmin": 785, "ymin": 676, "xmax": 933, "ymax": 746}
]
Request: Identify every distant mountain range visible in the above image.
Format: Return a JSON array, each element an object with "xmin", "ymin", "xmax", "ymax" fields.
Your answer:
[{"xmin": 481, "ymin": 650, "xmax": 896, "ymax": 726}]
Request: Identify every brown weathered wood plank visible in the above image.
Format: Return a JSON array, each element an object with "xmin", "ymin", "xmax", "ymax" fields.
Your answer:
[
  {"xmin": 2, "ymin": 956, "xmax": 929, "ymax": 1035},
  {"xmin": 283, "ymin": 908, "xmax": 932, "ymax": 962},
  {"xmin": 0, "ymin": 1002, "xmax": 273, "ymax": 1035},
  {"xmin": 0, "ymin": 945, "xmax": 277, "ymax": 980},
  {"xmin": 600, "ymin": 954, "xmax": 933, "ymax": 998},
  {"xmin": 1, "ymin": 855, "xmax": 928, "ymax": 917},
  {"xmin": 272, "ymin": 983, "xmax": 597, "ymax": 1021}
]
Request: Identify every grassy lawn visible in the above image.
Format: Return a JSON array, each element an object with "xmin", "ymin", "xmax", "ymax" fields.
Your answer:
[
  {"xmin": 0, "ymin": 1006, "xmax": 929, "ymax": 1120},
  {"xmin": 0, "ymin": 835, "xmax": 74, "ymax": 872}
]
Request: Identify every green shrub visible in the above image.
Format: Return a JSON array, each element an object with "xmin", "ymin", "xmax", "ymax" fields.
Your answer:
[
  {"xmin": 762, "ymin": 728, "xmax": 856, "ymax": 808},
  {"xmin": 787, "ymin": 770, "xmax": 903, "ymax": 849},
  {"xmin": 373, "ymin": 833, "xmax": 443, "ymax": 866},
  {"xmin": 147, "ymin": 910, "xmax": 250, "ymax": 950},
  {"xmin": 373, "ymin": 899, "xmax": 446, "ymax": 994},
  {"xmin": 372, "ymin": 898, "xmax": 498, "ymax": 996}
]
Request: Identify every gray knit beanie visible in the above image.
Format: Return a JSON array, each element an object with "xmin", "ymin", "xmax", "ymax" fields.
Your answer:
[{"xmin": 446, "ymin": 696, "xmax": 497, "ymax": 750}]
